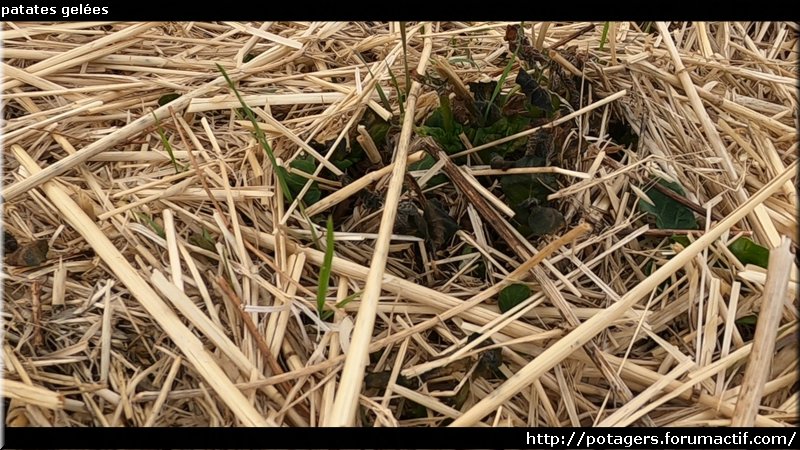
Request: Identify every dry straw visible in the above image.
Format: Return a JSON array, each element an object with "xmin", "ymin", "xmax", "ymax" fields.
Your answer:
[{"xmin": 2, "ymin": 21, "xmax": 796, "ymax": 427}]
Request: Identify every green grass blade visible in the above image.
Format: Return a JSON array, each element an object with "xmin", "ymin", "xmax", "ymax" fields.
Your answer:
[
  {"xmin": 216, "ymin": 64, "xmax": 293, "ymax": 204},
  {"xmin": 135, "ymin": 212, "xmax": 165, "ymax": 239},
  {"xmin": 217, "ymin": 64, "xmax": 321, "ymax": 250},
  {"xmin": 386, "ymin": 65, "xmax": 405, "ymax": 115},
  {"xmin": 400, "ymin": 21, "xmax": 411, "ymax": 94},
  {"xmin": 320, "ymin": 290, "xmax": 363, "ymax": 321},
  {"xmin": 298, "ymin": 202, "xmax": 321, "ymax": 249},
  {"xmin": 599, "ymin": 22, "xmax": 610, "ymax": 51},
  {"xmin": 484, "ymin": 51, "xmax": 516, "ymax": 122},
  {"xmin": 316, "ymin": 216, "xmax": 335, "ymax": 315},
  {"xmin": 152, "ymin": 113, "xmax": 183, "ymax": 174},
  {"xmin": 356, "ymin": 52, "xmax": 395, "ymax": 114}
]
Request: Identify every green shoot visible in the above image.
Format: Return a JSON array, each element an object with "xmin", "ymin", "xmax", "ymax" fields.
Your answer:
[
  {"xmin": 599, "ymin": 22, "xmax": 610, "ymax": 50},
  {"xmin": 217, "ymin": 64, "xmax": 321, "ymax": 249},
  {"xmin": 399, "ymin": 21, "xmax": 411, "ymax": 94},
  {"xmin": 386, "ymin": 65, "xmax": 405, "ymax": 115},
  {"xmin": 356, "ymin": 52, "xmax": 396, "ymax": 114},
  {"xmin": 484, "ymin": 51, "xmax": 517, "ymax": 122},
  {"xmin": 439, "ymin": 93, "xmax": 455, "ymax": 136},
  {"xmin": 320, "ymin": 290, "xmax": 363, "ymax": 321},
  {"xmin": 152, "ymin": 113, "xmax": 183, "ymax": 174},
  {"xmin": 316, "ymin": 216, "xmax": 335, "ymax": 316},
  {"xmin": 135, "ymin": 212, "xmax": 165, "ymax": 239},
  {"xmin": 217, "ymin": 64, "xmax": 292, "ymax": 204}
]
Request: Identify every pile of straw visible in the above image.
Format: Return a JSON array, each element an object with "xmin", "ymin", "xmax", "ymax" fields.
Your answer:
[{"xmin": 2, "ymin": 21, "xmax": 797, "ymax": 427}]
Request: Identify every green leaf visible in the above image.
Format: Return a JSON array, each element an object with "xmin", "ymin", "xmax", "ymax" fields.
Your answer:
[
  {"xmin": 283, "ymin": 156, "xmax": 321, "ymax": 205},
  {"xmin": 501, "ymin": 155, "xmax": 555, "ymax": 209},
  {"xmin": 467, "ymin": 115, "xmax": 532, "ymax": 158},
  {"xmin": 484, "ymin": 52, "xmax": 517, "ymax": 122},
  {"xmin": 189, "ymin": 228, "xmax": 217, "ymax": 252},
  {"xmin": 152, "ymin": 112, "xmax": 184, "ymax": 174},
  {"xmin": 728, "ymin": 237, "xmax": 770, "ymax": 269},
  {"xmin": 599, "ymin": 22, "xmax": 611, "ymax": 50},
  {"xmin": 670, "ymin": 235, "xmax": 691, "ymax": 247},
  {"xmin": 735, "ymin": 315, "xmax": 758, "ymax": 326},
  {"xmin": 638, "ymin": 179, "xmax": 698, "ymax": 230},
  {"xmin": 498, "ymin": 283, "xmax": 531, "ymax": 313},
  {"xmin": 417, "ymin": 107, "xmax": 465, "ymax": 154},
  {"xmin": 135, "ymin": 212, "xmax": 165, "ymax": 239},
  {"xmin": 316, "ymin": 216, "xmax": 335, "ymax": 316},
  {"xmin": 157, "ymin": 93, "xmax": 181, "ymax": 106}
]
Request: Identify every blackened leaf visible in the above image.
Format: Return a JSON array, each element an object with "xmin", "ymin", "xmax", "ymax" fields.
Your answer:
[
  {"xmin": 395, "ymin": 201, "xmax": 427, "ymax": 238},
  {"xmin": 728, "ymin": 237, "xmax": 770, "ymax": 269},
  {"xmin": 423, "ymin": 198, "xmax": 459, "ymax": 250},
  {"xmin": 608, "ymin": 119, "xmax": 639, "ymax": 149},
  {"xmin": 478, "ymin": 347, "xmax": 503, "ymax": 372},
  {"xmin": 527, "ymin": 206, "xmax": 566, "ymax": 236},
  {"xmin": 450, "ymin": 383, "xmax": 471, "ymax": 409},
  {"xmin": 516, "ymin": 68, "xmax": 554, "ymax": 115},
  {"xmin": 638, "ymin": 179, "xmax": 698, "ymax": 230},
  {"xmin": 4, "ymin": 231, "xmax": 19, "ymax": 253},
  {"xmin": 469, "ymin": 81, "xmax": 497, "ymax": 104},
  {"xmin": 469, "ymin": 81, "xmax": 501, "ymax": 124},
  {"xmin": 157, "ymin": 93, "xmax": 181, "ymax": 106},
  {"xmin": 364, "ymin": 371, "xmax": 392, "ymax": 389},
  {"xmin": 400, "ymin": 400, "xmax": 428, "ymax": 419},
  {"xmin": 498, "ymin": 283, "xmax": 531, "ymax": 313},
  {"xmin": 6, "ymin": 240, "xmax": 49, "ymax": 267}
]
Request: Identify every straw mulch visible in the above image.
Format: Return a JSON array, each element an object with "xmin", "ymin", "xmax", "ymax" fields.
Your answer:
[{"xmin": 1, "ymin": 22, "xmax": 797, "ymax": 427}]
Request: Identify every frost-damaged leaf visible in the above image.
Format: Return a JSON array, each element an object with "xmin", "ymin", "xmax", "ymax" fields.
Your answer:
[
  {"xmin": 516, "ymin": 68, "xmax": 555, "ymax": 116},
  {"xmin": 157, "ymin": 93, "xmax": 181, "ymax": 106},
  {"xmin": 4, "ymin": 231, "xmax": 19, "ymax": 253},
  {"xmin": 728, "ymin": 237, "xmax": 769, "ymax": 269},
  {"xmin": 423, "ymin": 198, "xmax": 459, "ymax": 251},
  {"xmin": 5, "ymin": 240, "xmax": 49, "ymax": 267},
  {"xmin": 505, "ymin": 24, "xmax": 548, "ymax": 67},
  {"xmin": 498, "ymin": 283, "xmax": 531, "ymax": 313},
  {"xmin": 637, "ymin": 179, "xmax": 698, "ymax": 230},
  {"xmin": 527, "ymin": 206, "xmax": 565, "ymax": 236},
  {"xmin": 394, "ymin": 201, "xmax": 427, "ymax": 239}
]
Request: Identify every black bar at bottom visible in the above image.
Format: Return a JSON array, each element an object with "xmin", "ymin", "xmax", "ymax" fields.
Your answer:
[{"xmin": 2, "ymin": 426, "xmax": 797, "ymax": 449}]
